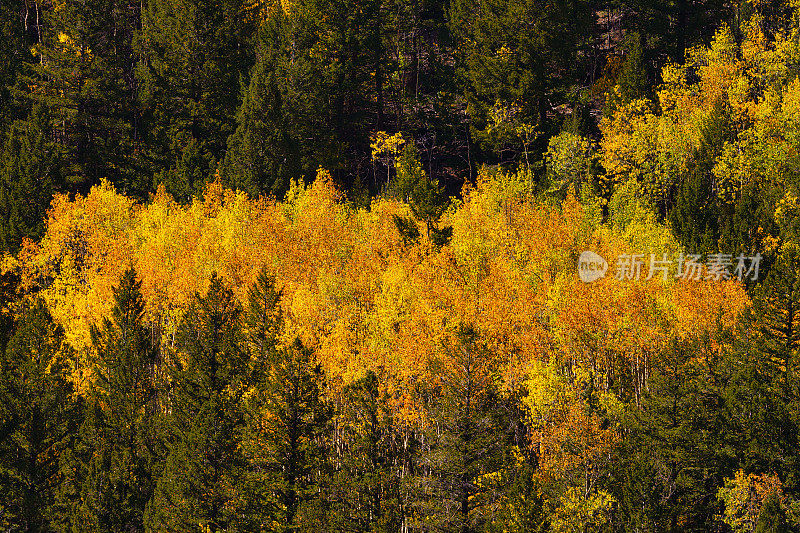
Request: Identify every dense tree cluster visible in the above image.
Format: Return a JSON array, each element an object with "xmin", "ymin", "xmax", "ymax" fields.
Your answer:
[
  {"xmin": 0, "ymin": 165, "xmax": 795, "ymax": 530},
  {"xmin": 4, "ymin": 0, "xmax": 800, "ymax": 530},
  {"xmin": 1, "ymin": 0, "xmax": 777, "ymax": 252}
]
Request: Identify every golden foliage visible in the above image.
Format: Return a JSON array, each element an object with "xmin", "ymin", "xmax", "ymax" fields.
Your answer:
[{"xmin": 13, "ymin": 169, "xmax": 748, "ymax": 421}]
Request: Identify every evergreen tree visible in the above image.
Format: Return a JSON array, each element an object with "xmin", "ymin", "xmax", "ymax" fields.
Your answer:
[
  {"xmin": 248, "ymin": 337, "xmax": 331, "ymax": 532},
  {"xmin": 752, "ymin": 246, "xmax": 800, "ymax": 367},
  {"xmin": 63, "ymin": 268, "xmax": 158, "ymax": 531},
  {"xmin": 617, "ymin": 31, "xmax": 648, "ymax": 103},
  {"xmin": 221, "ymin": 0, "xmax": 379, "ymax": 198},
  {"xmin": 719, "ymin": 180, "xmax": 779, "ymax": 260},
  {"xmin": 0, "ymin": 298, "xmax": 82, "ymax": 532},
  {"xmin": 134, "ymin": 0, "xmax": 258, "ymax": 200},
  {"xmin": 144, "ymin": 273, "xmax": 253, "ymax": 531},
  {"xmin": 0, "ymin": 104, "xmax": 63, "ymax": 253},
  {"xmin": 669, "ymin": 100, "xmax": 732, "ymax": 252},
  {"xmin": 241, "ymin": 271, "xmax": 332, "ymax": 533},
  {"xmin": 244, "ymin": 267, "xmax": 282, "ymax": 362},
  {"xmin": 449, "ymin": 0, "xmax": 594, "ymax": 162},
  {"xmin": 0, "ymin": 0, "xmax": 29, "ymax": 134},
  {"xmin": 0, "ymin": 269, "xmax": 18, "ymax": 355},
  {"xmin": 391, "ymin": 142, "xmax": 448, "ymax": 241},
  {"xmin": 755, "ymin": 492, "xmax": 790, "ymax": 533},
  {"xmin": 620, "ymin": 0, "xmax": 730, "ymax": 64},
  {"xmin": 740, "ymin": 246, "xmax": 800, "ymax": 492},
  {"xmin": 14, "ymin": 0, "xmax": 146, "ymax": 196},
  {"xmin": 624, "ymin": 333, "xmax": 738, "ymax": 531},
  {"xmin": 417, "ymin": 324, "xmax": 510, "ymax": 532},
  {"xmin": 220, "ymin": 7, "xmax": 304, "ymax": 199},
  {"xmin": 329, "ymin": 370, "xmax": 404, "ymax": 532}
]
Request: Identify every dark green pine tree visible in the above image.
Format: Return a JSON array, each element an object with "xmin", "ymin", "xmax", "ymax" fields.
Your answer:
[
  {"xmin": 616, "ymin": 31, "xmax": 648, "ymax": 104},
  {"xmin": 0, "ymin": 0, "xmax": 31, "ymax": 135},
  {"xmin": 669, "ymin": 99, "xmax": 732, "ymax": 253},
  {"xmin": 0, "ymin": 104, "xmax": 63, "ymax": 254},
  {"xmin": 221, "ymin": 0, "xmax": 373, "ymax": 199},
  {"xmin": 244, "ymin": 267, "xmax": 282, "ymax": 363},
  {"xmin": 755, "ymin": 492, "xmax": 790, "ymax": 533},
  {"xmin": 391, "ymin": 142, "xmax": 450, "ymax": 245},
  {"xmin": 620, "ymin": 332, "xmax": 740, "ymax": 532},
  {"xmin": 718, "ymin": 180, "xmax": 779, "ymax": 260},
  {"xmin": 0, "ymin": 269, "xmax": 18, "ymax": 355},
  {"xmin": 220, "ymin": 7, "xmax": 303, "ymax": 199},
  {"xmin": 0, "ymin": 298, "xmax": 82, "ymax": 532},
  {"xmin": 244, "ymin": 329, "xmax": 331, "ymax": 531},
  {"xmin": 144, "ymin": 273, "xmax": 253, "ymax": 531},
  {"xmin": 14, "ymin": 0, "xmax": 146, "ymax": 197},
  {"xmin": 448, "ymin": 0, "xmax": 594, "ymax": 161},
  {"xmin": 417, "ymin": 324, "xmax": 510, "ymax": 532},
  {"xmin": 329, "ymin": 370, "xmax": 404, "ymax": 533},
  {"xmin": 737, "ymin": 246, "xmax": 800, "ymax": 493},
  {"xmin": 619, "ymin": 0, "xmax": 730, "ymax": 64},
  {"xmin": 134, "ymin": 0, "xmax": 258, "ymax": 201},
  {"xmin": 62, "ymin": 268, "xmax": 159, "ymax": 531},
  {"xmin": 751, "ymin": 247, "xmax": 800, "ymax": 368}
]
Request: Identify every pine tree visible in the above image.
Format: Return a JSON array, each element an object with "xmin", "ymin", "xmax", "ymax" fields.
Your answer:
[
  {"xmin": 616, "ymin": 31, "xmax": 648, "ymax": 103},
  {"xmin": 669, "ymin": 100, "xmax": 731, "ymax": 253},
  {"xmin": 390, "ymin": 142, "xmax": 450, "ymax": 243},
  {"xmin": 627, "ymin": 333, "xmax": 739, "ymax": 531},
  {"xmin": 417, "ymin": 324, "xmax": 510, "ymax": 532},
  {"xmin": 0, "ymin": 104, "xmax": 63, "ymax": 253},
  {"xmin": 244, "ymin": 267, "xmax": 282, "ymax": 362},
  {"xmin": 14, "ymin": 0, "xmax": 146, "ymax": 197},
  {"xmin": 245, "ymin": 335, "xmax": 331, "ymax": 532},
  {"xmin": 449, "ymin": 0, "xmax": 594, "ymax": 161},
  {"xmin": 752, "ymin": 246, "xmax": 800, "ymax": 368},
  {"xmin": 220, "ymin": 1, "xmax": 356, "ymax": 198},
  {"xmin": 134, "ymin": 0, "xmax": 257, "ymax": 201},
  {"xmin": 63, "ymin": 268, "xmax": 159, "ymax": 531},
  {"xmin": 0, "ymin": 269, "xmax": 18, "ymax": 355},
  {"xmin": 329, "ymin": 370, "xmax": 404, "ymax": 532},
  {"xmin": 0, "ymin": 0, "xmax": 29, "ymax": 134},
  {"xmin": 219, "ymin": 7, "xmax": 303, "ymax": 199},
  {"xmin": 144, "ymin": 273, "xmax": 253, "ymax": 531},
  {"xmin": 755, "ymin": 492, "xmax": 790, "ymax": 533},
  {"xmin": 0, "ymin": 298, "xmax": 82, "ymax": 532},
  {"xmin": 734, "ymin": 246, "xmax": 800, "ymax": 490}
]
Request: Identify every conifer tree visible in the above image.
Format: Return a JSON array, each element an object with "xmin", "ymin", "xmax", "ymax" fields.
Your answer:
[
  {"xmin": 0, "ymin": 299, "xmax": 82, "ymax": 532},
  {"xmin": 245, "ymin": 333, "xmax": 331, "ymax": 531},
  {"xmin": 669, "ymin": 100, "xmax": 731, "ymax": 253},
  {"xmin": 144, "ymin": 273, "xmax": 253, "ymax": 531},
  {"xmin": 417, "ymin": 324, "xmax": 510, "ymax": 532},
  {"xmin": 15, "ymin": 0, "xmax": 146, "ymax": 196},
  {"xmin": 391, "ymin": 142, "xmax": 450, "ymax": 243},
  {"xmin": 241, "ymin": 268, "xmax": 334, "ymax": 530},
  {"xmin": 616, "ymin": 31, "xmax": 648, "ymax": 104},
  {"xmin": 755, "ymin": 492, "xmax": 790, "ymax": 533},
  {"xmin": 732, "ymin": 246, "xmax": 800, "ymax": 489},
  {"xmin": 0, "ymin": 104, "xmax": 63, "ymax": 253},
  {"xmin": 752, "ymin": 246, "xmax": 800, "ymax": 367},
  {"xmin": 329, "ymin": 370, "xmax": 404, "ymax": 532},
  {"xmin": 134, "ymin": 0, "xmax": 257, "ymax": 200},
  {"xmin": 244, "ymin": 267, "xmax": 282, "ymax": 362},
  {"xmin": 220, "ymin": 7, "xmax": 303, "ymax": 199},
  {"xmin": 221, "ymin": 1, "xmax": 358, "ymax": 198},
  {"xmin": 449, "ymin": 0, "xmax": 593, "ymax": 160},
  {"xmin": 63, "ymin": 268, "xmax": 158, "ymax": 531},
  {"xmin": 0, "ymin": 0, "xmax": 29, "ymax": 134}
]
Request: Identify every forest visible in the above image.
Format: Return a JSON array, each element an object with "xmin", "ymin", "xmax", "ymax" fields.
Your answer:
[{"xmin": 2, "ymin": 0, "xmax": 800, "ymax": 531}]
